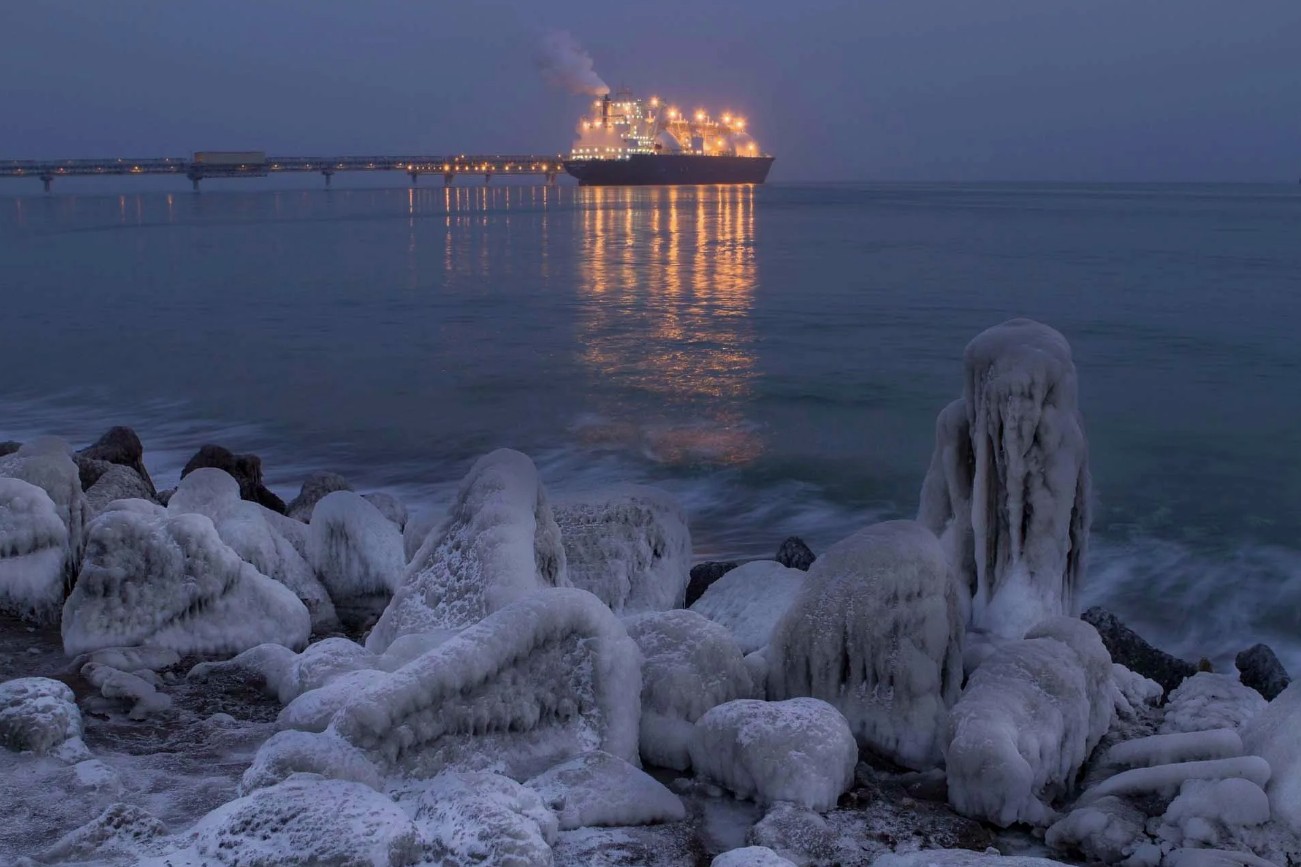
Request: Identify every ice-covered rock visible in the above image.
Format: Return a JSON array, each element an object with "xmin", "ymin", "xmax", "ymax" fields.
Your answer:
[
  {"xmin": 240, "ymin": 729, "xmax": 382, "ymax": 794},
  {"xmin": 624, "ymin": 608, "xmax": 753, "ymax": 770},
  {"xmin": 767, "ymin": 520, "xmax": 964, "ymax": 769},
  {"xmin": 278, "ymin": 668, "xmax": 380, "ymax": 733},
  {"xmin": 713, "ymin": 847, "xmax": 798, "ymax": 867},
  {"xmin": 78, "ymin": 426, "xmax": 155, "ymax": 493},
  {"xmin": 775, "ymin": 536, "xmax": 816, "ymax": 571},
  {"xmin": 402, "ymin": 507, "xmax": 445, "ymax": 562},
  {"xmin": 689, "ymin": 697, "xmax": 857, "ymax": 811},
  {"xmin": 686, "ymin": 560, "xmax": 740, "ymax": 607},
  {"xmin": 1045, "ymin": 794, "xmax": 1148, "ymax": 865},
  {"xmin": 1236, "ymin": 644, "xmax": 1291, "ymax": 702},
  {"xmin": 553, "ymin": 485, "xmax": 691, "ymax": 613},
  {"xmin": 192, "ymin": 635, "xmax": 378, "ymax": 705},
  {"xmin": 1113, "ymin": 662, "xmax": 1165, "ymax": 716},
  {"xmin": 919, "ymin": 320, "xmax": 1090, "ymax": 639},
  {"xmin": 168, "ymin": 468, "xmax": 338, "ymax": 632},
  {"xmin": 68, "ymin": 645, "xmax": 181, "ymax": 673},
  {"xmin": 143, "ymin": 774, "xmax": 419, "ymax": 867},
  {"xmin": 286, "ymin": 470, "xmax": 352, "ymax": 522},
  {"xmin": 1102, "ymin": 729, "xmax": 1245, "ymax": 771},
  {"xmin": 307, "ymin": 490, "xmax": 405, "ymax": 626},
  {"xmin": 874, "ymin": 851, "xmax": 1073, "ymax": 867},
  {"xmin": 62, "ymin": 508, "xmax": 311, "ymax": 656},
  {"xmin": 0, "ymin": 477, "xmax": 70, "ymax": 621},
  {"xmin": 945, "ymin": 633, "xmax": 1106, "ymax": 827},
  {"xmin": 689, "ymin": 560, "xmax": 803, "ymax": 654},
  {"xmin": 0, "ymin": 437, "xmax": 90, "ymax": 592},
  {"xmin": 81, "ymin": 661, "xmax": 173, "ymax": 719},
  {"xmin": 181, "ymin": 442, "xmax": 286, "ymax": 513},
  {"xmin": 1161, "ymin": 673, "xmax": 1267, "ymax": 734},
  {"xmin": 1076, "ymin": 756, "xmax": 1272, "ymax": 806},
  {"xmin": 364, "ymin": 491, "xmax": 409, "ymax": 531},
  {"xmin": 366, "ymin": 449, "xmax": 569, "ymax": 653},
  {"xmin": 84, "ymin": 465, "xmax": 155, "ymax": 516},
  {"xmin": 1083, "ymin": 606, "xmax": 1198, "ymax": 696},
  {"xmin": 1163, "ymin": 848, "xmax": 1281, "ymax": 867},
  {"xmin": 39, "ymin": 802, "xmax": 168, "ymax": 864},
  {"xmin": 1241, "ymin": 680, "xmax": 1301, "ymax": 835},
  {"xmin": 1155, "ymin": 777, "xmax": 1271, "ymax": 849},
  {"xmin": 1026, "ymin": 616, "xmax": 1114, "ymax": 748},
  {"xmin": 411, "ymin": 770, "xmax": 558, "ymax": 867},
  {"xmin": 331, "ymin": 588, "xmax": 640, "ymax": 780},
  {"xmin": 0, "ymin": 676, "xmax": 85, "ymax": 758},
  {"xmin": 525, "ymin": 749, "xmax": 685, "ymax": 830}
]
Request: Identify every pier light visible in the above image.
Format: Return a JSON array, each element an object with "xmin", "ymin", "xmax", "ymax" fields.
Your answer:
[
  {"xmin": 649, "ymin": 96, "xmax": 659, "ymax": 106},
  {"xmin": 722, "ymin": 113, "xmax": 731, "ymax": 123},
  {"xmin": 695, "ymin": 110, "xmax": 706, "ymax": 121}
]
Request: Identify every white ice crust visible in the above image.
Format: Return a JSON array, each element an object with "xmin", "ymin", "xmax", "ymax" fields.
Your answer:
[
  {"xmin": 366, "ymin": 449, "xmax": 570, "ymax": 653},
  {"xmin": 553, "ymin": 485, "xmax": 692, "ymax": 613},
  {"xmin": 1241, "ymin": 680, "xmax": 1301, "ymax": 835},
  {"xmin": 411, "ymin": 770, "xmax": 558, "ymax": 867},
  {"xmin": 0, "ymin": 477, "xmax": 70, "ymax": 621},
  {"xmin": 712, "ymin": 847, "xmax": 799, "ymax": 867},
  {"xmin": 918, "ymin": 319, "xmax": 1090, "ymax": 639},
  {"xmin": 307, "ymin": 490, "xmax": 405, "ymax": 610},
  {"xmin": 0, "ymin": 436, "xmax": 91, "ymax": 582},
  {"xmin": 525, "ymin": 749, "xmax": 686, "ymax": 830},
  {"xmin": 0, "ymin": 676, "xmax": 85, "ymax": 758},
  {"xmin": 690, "ymin": 559, "xmax": 804, "ymax": 654},
  {"xmin": 688, "ymin": 697, "xmax": 858, "ymax": 811},
  {"xmin": 240, "ymin": 729, "xmax": 383, "ymax": 795},
  {"xmin": 1161, "ymin": 673, "xmax": 1268, "ymax": 735},
  {"xmin": 767, "ymin": 520, "xmax": 964, "ymax": 769}
]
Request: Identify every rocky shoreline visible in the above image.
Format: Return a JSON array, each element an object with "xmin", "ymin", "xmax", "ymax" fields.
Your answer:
[{"xmin": 2, "ymin": 319, "xmax": 1298, "ymax": 867}]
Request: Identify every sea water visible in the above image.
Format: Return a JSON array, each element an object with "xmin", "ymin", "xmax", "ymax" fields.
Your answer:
[{"xmin": 1, "ymin": 181, "xmax": 1298, "ymax": 671}]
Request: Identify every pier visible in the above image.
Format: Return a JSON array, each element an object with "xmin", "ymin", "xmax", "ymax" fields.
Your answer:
[{"xmin": 0, "ymin": 153, "xmax": 567, "ymax": 192}]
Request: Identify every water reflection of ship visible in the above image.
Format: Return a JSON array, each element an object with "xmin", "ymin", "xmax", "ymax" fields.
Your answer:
[{"xmin": 575, "ymin": 184, "xmax": 762, "ymax": 466}]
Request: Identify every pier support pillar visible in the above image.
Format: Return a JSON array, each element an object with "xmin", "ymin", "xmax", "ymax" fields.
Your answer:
[
  {"xmin": 322, "ymin": 169, "xmax": 334, "ymax": 188},
  {"xmin": 39, "ymin": 174, "xmax": 53, "ymax": 193},
  {"xmin": 545, "ymin": 171, "xmax": 558, "ymax": 186},
  {"xmin": 443, "ymin": 171, "xmax": 455, "ymax": 186},
  {"xmin": 483, "ymin": 172, "xmax": 492, "ymax": 186},
  {"xmin": 187, "ymin": 171, "xmax": 202, "ymax": 192},
  {"xmin": 408, "ymin": 170, "xmax": 420, "ymax": 186}
]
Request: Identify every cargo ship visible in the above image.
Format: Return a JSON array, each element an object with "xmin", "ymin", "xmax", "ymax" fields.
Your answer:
[{"xmin": 563, "ymin": 90, "xmax": 773, "ymax": 186}]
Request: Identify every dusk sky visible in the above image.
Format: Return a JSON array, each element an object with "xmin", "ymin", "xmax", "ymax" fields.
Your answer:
[{"xmin": 2, "ymin": 0, "xmax": 1298, "ymax": 182}]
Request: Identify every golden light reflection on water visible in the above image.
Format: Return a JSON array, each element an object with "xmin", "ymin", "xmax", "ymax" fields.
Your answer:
[{"xmin": 576, "ymin": 184, "xmax": 762, "ymax": 466}]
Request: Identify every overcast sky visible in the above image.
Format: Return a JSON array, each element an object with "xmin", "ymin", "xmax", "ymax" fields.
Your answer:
[{"xmin": 2, "ymin": 0, "xmax": 1298, "ymax": 182}]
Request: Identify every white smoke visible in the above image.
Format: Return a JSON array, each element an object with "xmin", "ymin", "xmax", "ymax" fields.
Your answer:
[{"xmin": 535, "ymin": 30, "xmax": 609, "ymax": 96}]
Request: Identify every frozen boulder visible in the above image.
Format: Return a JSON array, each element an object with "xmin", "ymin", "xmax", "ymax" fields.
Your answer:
[
  {"xmin": 1241, "ymin": 680, "xmax": 1301, "ymax": 835},
  {"xmin": 278, "ymin": 668, "xmax": 380, "ymax": 733},
  {"xmin": 685, "ymin": 560, "xmax": 740, "ymax": 607},
  {"xmin": 553, "ymin": 485, "xmax": 691, "ymax": 613},
  {"xmin": 945, "ymin": 633, "xmax": 1107, "ymax": 827},
  {"xmin": 181, "ymin": 442, "xmax": 286, "ymax": 513},
  {"xmin": 0, "ymin": 676, "xmax": 85, "ymax": 758},
  {"xmin": 191, "ymin": 635, "xmax": 378, "ymax": 705},
  {"xmin": 1026, "ymin": 616, "xmax": 1114, "ymax": 749},
  {"xmin": 689, "ymin": 560, "xmax": 803, "ymax": 654},
  {"xmin": 1161, "ymin": 673, "xmax": 1267, "ymax": 734},
  {"xmin": 0, "ymin": 477, "xmax": 70, "ymax": 621},
  {"xmin": 1236, "ymin": 644, "xmax": 1291, "ymax": 701},
  {"xmin": 1045, "ymin": 794, "xmax": 1149, "ymax": 865},
  {"xmin": 332, "ymin": 589, "xmax": 640, "ymax": 780},
  {"xmin": 625, "ymin": 608, "xmax": 753, "ymax": 770},
  {"xmin": 767, "ymin": 520, "xmax": 964, "ymax": 769},
  {"xmin": 366, "ymin": 449, "xmax": 569, "ymax": 653},
  {"xmin": 307, "ymin": 490, "xmax": 405, "ymax": 627},
  {"xmin": 713, "ymin": 847, "xmax": 798, "ymax": 867},
  {"xmin": 286, "ymin": 470, "xmax": 352, "ymax": 522},
  {"xmin": 84, "ymin": 465, "xmax": 155, "ymax": 517},
  {"xmin": 689, "ymin": 697, "xmax": 857, "ymax": 811},
  {"xmin": 1075, "ymin": 756, "xmax": 1272, "ymax": 806},
  {"xmin": 525, "ymin": 749, "xmax": 685, "ymax": 830},
  {"xmin": 62, "ymin": 508, "xmax": 311, "ymax": 656},
  {"xmin": 144, "ymin": 774, "xmax": 419, "ymax": 867},
  {"xmin": 919, "ymin": 320, "xmax": 1090, "ymax": 639},
  {"xmin": 775, "ymin": 535, "xmax": 816, "ymax": 571},
  {"xmin": 364, "ymin": 492, "xmax": 409, "ymax": 530},
  {"xmin": 81, "ymin": 661, "xmax": 172, "ymax": 719},
  {"xmin": 1083, "ymin": 606, "xmax": 1198, "ymax": 696},
  {"xmin": 39, "ymin": 801, "xmax": 168, "ymax": 864},
  {"xmin": 1154, "ymin": 777, "xmax": 1271, "ymax": 849},
  {"xmin": 1113, "ymin": 662, "xmax": 1165, "ymax": 716},
  {"xmin": 77, "ymin": 426, "xmax": 155, "ymax": 493},
  {"xmin": 240, "ymin": 729, "xmax": 382, "ymax": 794},
  {"xmin": 169, "ymin": 468, "xmax": 338, "ymax": 632},
  {"xmin": 1101, "ymin": 729, "xmax": 1245, "ymax": 772},
  {"xmin": 411, "ymin": 771, "xmax": 558, "ymax": 867},
  {"xmin": 0, "ymin": 436, "xmax": 90, "ymax": 583}
]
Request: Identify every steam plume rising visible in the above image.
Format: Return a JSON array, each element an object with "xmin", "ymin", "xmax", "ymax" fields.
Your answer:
[{"xmin": 535, "ymin": 30, "xmax": 609, "ymax": 96}]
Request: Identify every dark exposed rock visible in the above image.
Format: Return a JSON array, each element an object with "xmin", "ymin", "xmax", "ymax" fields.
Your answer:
[
  {"xmin": 78, "ymin": 426, "xmax": 155, "ymax": 496},
  {"xmin": 180, "ymin": 444, "xmax": 286, "ymax": 514},
  {"xmin": 74, "ymin": 456, "xmax": 115, "ymax": 491},
  {"xmin": 286, "ymin": 471, "xmax": 352, "ymax": 522},
  {"xmin": 1236, "ymin": 643, "xmax": 1291, "ymax": 701},
  {"xmin": 1082, "ymin": 606, "xmax": 1197, "ymax": 697},
  {"xmin": 685, "ymin": 561, "xmax": 739, "ymax": 608},
  {"xmin": 775, "ymin": 536, "xmax": 816, "ymax": 571},
  {"xmin": 156, "ymin": 488, "xmax": 174, "ymax": 506},
  {"xmin": 0, "ymin": 441, "xmax": 20, "ymax": 458}
]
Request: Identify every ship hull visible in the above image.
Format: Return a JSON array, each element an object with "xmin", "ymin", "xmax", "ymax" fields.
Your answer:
[{"xmin": 563, "ymin": 154, "xmax": 774, "ymax": 186}]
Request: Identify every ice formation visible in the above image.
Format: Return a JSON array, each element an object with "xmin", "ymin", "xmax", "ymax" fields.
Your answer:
[
  {"xmin": 240, "ymin": 729, "xmax": 383, "ymax": 794},
  {"xmin": 712, "ymin": 847, "xmax": 799, "ymax": 867},
  {"xmin": 411, "ymin": 770, "xmax": 558, "ymax": 867},
  {"xmin": 191, "ymin": 635, "xmax": 378, "ymax": 704},
  {"xmin": 1241, "ymin": 681, "xmax": 1301, "ymax": 835},
  {"xmin": 81, "ymin": 661, "xmax": 173, "ymax": 719},
  {"xmin": 364, "ymin": 491, "xmax": 409, "ymax": 530},
  {"xmin": 0, "ymin": 676, "xmax": 86, "ymax": 758},
  {"xmin": 1161, "ymin": 673, "xmax": 1268, "ymax": 735},
  {"xmin": 1026, "ymin": 616, "xmax": 1115, "ymax": 748},
  {"xmin": 278, "ymin": 668, "xmax": 380, "ymax": 732},
  {"xmin": 38, "ymin": 802, "xmax": 169, "ymax": 864},
  {"xmin": 766, "ymin": 520, "xmax": 964, "ymax": 769},
  {"xmin": 918, "ymin": 319, "xmax": 1090, "ymax": 639},
  {"xmin": 366, "ymin": 449, "xmax": 569, "ymax": 653},
  {"xmin": 307, "ymin": 490, "xmax": 405, "ymax": 625},
  {"xmin": 1155, "ymin": 777, "xmax": 1272, "ymax": 849},
  {"xmin": 1045, "ymin": 794, "xmax": 1149, "ymax": 864},
  {"xmin": 624, "ymin": 608, "xmax": 754, "ymax": 770},
  {"xmin": 945, "ymin": 629, "xmax": 1110, "ymax": 827},
  {"xmin": 689, "ymin": 559, "xmax": 804, "ymax": 654},
  {"xmin": 524, "ymin": 749, "xmax": 686, "ymax": 830},
  {"xmin": 142, "ymin": 774, "xmax": 420, "ymax": 867},
  {"xmin": 0, "ymin": 436, "xmax": 91, "ymax": 578},
  {"xmin": 688, "ymin": 697, "xmax": 858, "ymax": 811},
  {"xmin": 552, "ymin": 485, "xmax": 692, "ymax": 613},
  {"xmin": 1102, "ymin": 729, "xmax": 1246, "ymax": 771},
  {"xmin": 327, "ymin": 589, "xmax": 641, "ymax": 780},
  {"xmin": 286, "ymin": 470, "xmax": 352, "ymax": 522},
  {"xmin": 167, "ymin": 468, "xmax": 338, "ymax": 632},
  {"xmin": 62, "ymin": 507, "xmax": 311, "ymax": 656},
  {"xmin": 1075, "ymin": 756, "xmax": 1273, "ymax": 806},
  {"xmin": 0, "ymin": 477, "xmax": 70, "ymax": 621},
  {"xmin": 1113, "ymin": 663, "xmax": 1165, "ymax": 715},
  {"xmin": 874, "ymin": 850, "xmax": 1073, "ymax": 867}
]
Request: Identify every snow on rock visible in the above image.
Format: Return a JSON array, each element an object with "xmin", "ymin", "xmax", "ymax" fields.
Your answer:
[
  {"xmin": 0, "ymin": 676, "xmax": 85, "ymax": 758},
  {"xmin": 1154, "ymin": 777, "xmax": 1271, "ymax": 849},
  {"xmin": 1075, "ymin": 756, "xmax": 1273, "ymax": 807},
  {"xmin": 411, "ymin": 770, "xmax": 558, "ymax": 867},
  {"xmin": 624, "ymin": 608, "xmax": 753, "ymax": 771},
  {"xmin": 524, "ymin": 749, "xmax": 685, "ymax": 830},
  {"xmin": 944, "ymin": 635, "xmax": 1101, "ymax": 827},
  {"xmin": 62, "ymin": 508, "xmax": 311, "ymax": 657},
  {"xmin": 240, "ymin": 729, "xmax": 382, "ymax": 794},
  {"xmin": 168, "ymin": 468, "xmax": 338, "ymax": 633},
  {"xmin": 38, "ymin": 802, "xmax": 168, "ymax": 865},
  {"xmin": 1102, "ymin": 729, "xmax": 1245, "ymax": 771},
  {"xmin": 873, "ymin": 850, "xmax": 1074, "ymax": 867},
  {"xmin": 918, "ymin": 319, "xmax": 1090, "ymax": 639},
  {"xmin": 142, "ymin": 773, "xmax": 420, "ymax": 867},
  {"xmin": 1241, "ymin": 681, "xmax": 1301, "ymax": 835},
  {"xmin": 1161, "ymin": 673, "xmax": 1268, "ymax": 735},
  {"xmin": 712, "ymin": 847, "xmax": 798, "ymax": 867},
  {"xmin": 307, "ymin": 490, "xmax": 405, "ymax": 626},
  {"xmin": 0, "ymin": 477, "xmax": 70, "ymax": 622},
  {"xmin": 1113, "ymin": 663, "xmax": 1165, "ymax": 716},
  {"xmin": 366, "ymin": 449, "xmax": 569, "ymax": 653},
  {"xmin": 278, "ymin": 668, "xmax": 380, "ymax": 733},
  {"xmin": 1045, "ymin": 794, "xmax": 1149, "ymax": 865},
  {"xmin": 331, "ymin": 588, "xmax": 640, "ymax": 781},
  {"xmin": 690, "ymin": 560, "xmax": 804, "ymax": 654},
  {"xmin": 553, "ymin": 485, "xmax": 691, "ymax": 613},
  {"xmin": 688, "ymin": 697, "xmax": 857, "ymax": 811},
  {"xmin": 81, "ymin": 661, "xmax": 173, "ymax": 719},
  {"xmin": 0, "ymin": 436, "xmax": 91, "ymax": 578},
  {"xmin": 766, "ymin": 520, "xmax": 964, "ymax": 770}
]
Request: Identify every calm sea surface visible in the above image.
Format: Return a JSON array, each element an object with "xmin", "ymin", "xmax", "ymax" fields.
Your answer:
[{"xmin": 2, "ymin": 181, "xmax": 1298, "ymax": 670}]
